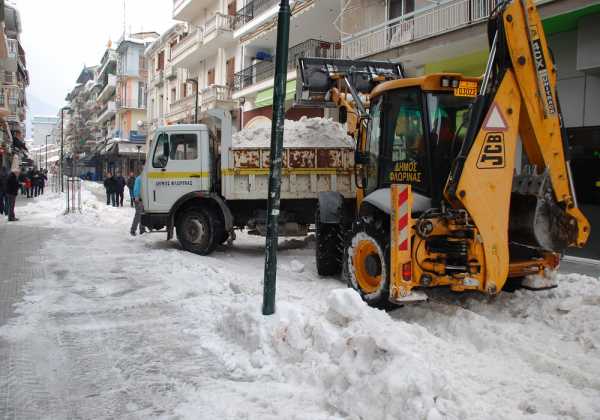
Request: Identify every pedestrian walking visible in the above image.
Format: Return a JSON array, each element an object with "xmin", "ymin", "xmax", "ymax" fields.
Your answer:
[
  {"xmin": 24, "ymin": 175, "xmax": 32, "ymax": 198},
  {"xmin": 6, "ymin": 166, "xmax": 20, "ymax": 221},
  {"xmin": 39, "ymin": 170, "xmax": 47, "ymax": 195},
  {"xmin": 126, "ymin": 172, "xmax": 135, "ymax": 207},
  {"xmin": 103, "ymin": 172, "xmax": 117, "ymax": 207},
  {"xmin": 0, "ymin": 167, "xmax": 7, "ymax": 215},
  {"xmin": 130, "ymin": 172, "xmax": 146, "ymax": 236},
  {"xmin": 115, "ymin": 172, "xmax": 126, "ymax": 207}
]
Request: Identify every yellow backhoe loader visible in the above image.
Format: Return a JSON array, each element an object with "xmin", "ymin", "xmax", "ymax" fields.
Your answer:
[{"xmin": 298, "ymin": 0, "xmax": 590, "ymax": 307}]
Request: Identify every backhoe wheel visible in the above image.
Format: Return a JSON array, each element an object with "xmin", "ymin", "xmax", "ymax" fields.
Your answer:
[
  {"xmin": 315, "ymin": 209, "xmax": 343, "ymax": 276},
  {"xmin": 176, "ymin": 207, "xmax": 222, "ymax": 255},
  {"xmin": 343, "ymin": 230, "xmax": 390, "ymax": 308}
]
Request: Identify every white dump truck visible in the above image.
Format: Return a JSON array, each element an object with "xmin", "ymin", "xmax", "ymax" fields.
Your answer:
[{"xmin": 140, "ymin": 109, "xmax": 356, "ymax": 255}]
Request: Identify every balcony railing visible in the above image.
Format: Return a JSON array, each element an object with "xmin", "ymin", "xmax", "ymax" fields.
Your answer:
[
  {"xmin": 341, "ymin": 0, "xmax": 497, "ymax": 59},
  {"xmin": 234, "ymin": 0, "xmax": 279, "ymax": 29},
  {"xmin": 201, "ymin": 85, "xmax": 233, "ymax": 105},
  {"xmin": 233, "ymin": 39, "xmax": 340, "ymax": 91},
  {"xmin": 171, "ymin": 26, "xmax": 203, "ymax": 62},
  {"xmin": 116, "ymin": 99, "xmax": 146, "ymax": 110},
  {"xmin": 205, "ymin": 13, "xmax": 234, "ymax": 36}
]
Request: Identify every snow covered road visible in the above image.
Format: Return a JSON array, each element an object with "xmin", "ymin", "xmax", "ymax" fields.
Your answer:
[{"xmin": 0, "ymin": 183, "xmax": 599, "ymax": 419}]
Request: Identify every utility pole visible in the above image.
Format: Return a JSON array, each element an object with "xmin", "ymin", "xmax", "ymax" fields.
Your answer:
[
  {"xmin": 262, "ymin": 0, "xmax": 291, "ymax": 316},
  {"xmin": 186, "ymin": 78, "xmax": 199, "ymax": 124},
  {"xmin": 60, "ymin": 106, "xmax": 71, "ymax": 192}
]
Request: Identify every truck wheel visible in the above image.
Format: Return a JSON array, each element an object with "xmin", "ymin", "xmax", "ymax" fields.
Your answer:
[
  {"xmin": 343, "ymin": 228, "xmax": 391, "ymax": 308},
  {"xmin": 176, "ymin": 207, "xmax": 220, "ymax": 255},
  {"xmin": 316, "ymin": 210, "xmax": 343, "ymax": 276}
]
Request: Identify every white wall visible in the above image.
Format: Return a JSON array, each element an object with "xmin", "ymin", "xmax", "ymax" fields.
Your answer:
[{"xmin": 549, "ymin": 29, "xmax": 600, "ymax": 128}]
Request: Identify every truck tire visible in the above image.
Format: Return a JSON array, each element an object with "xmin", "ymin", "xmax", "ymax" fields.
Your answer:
[
  {"xmin": 316, "ymin": 210, "xmax": 343, "ymax": 276},
  {"xmin": 176, "ymin": 207, "xmax": 223, "ymax": 255}
]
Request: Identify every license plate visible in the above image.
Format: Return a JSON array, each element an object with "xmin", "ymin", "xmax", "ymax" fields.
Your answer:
[{"xmin": 454, "ymin": 81, "xmax": 478, "ymax": 97}]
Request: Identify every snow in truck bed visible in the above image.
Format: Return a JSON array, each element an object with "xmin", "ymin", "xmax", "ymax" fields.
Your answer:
[{"xmin": 232, "ymin": 117, "xmax": 354, "ymax": 149}]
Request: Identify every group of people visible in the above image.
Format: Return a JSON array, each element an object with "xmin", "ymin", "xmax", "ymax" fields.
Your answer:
[
  {"xmin": 0, "ymin": 166, "xmax": 32, "ymax": 222},
  {"xmin": 103, "ymin": 172, "xmax": 133, "ymax": 208},
  {"xmin": 18, "ymin": 168, "xmax": 48, "ymax": 198},
  {"xmin": 103, "ymin": 171, "xmax": 145, "ymax": 236}
]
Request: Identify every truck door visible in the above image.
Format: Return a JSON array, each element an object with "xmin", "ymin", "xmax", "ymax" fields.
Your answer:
[{"xmin": 146, "ymin": 130, "xmax": 207, "ymax": 213}]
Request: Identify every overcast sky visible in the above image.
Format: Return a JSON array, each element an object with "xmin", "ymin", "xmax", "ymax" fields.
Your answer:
[{"xmin": 15, "ymin": 0, "xmax": 174, "ymax": 132}]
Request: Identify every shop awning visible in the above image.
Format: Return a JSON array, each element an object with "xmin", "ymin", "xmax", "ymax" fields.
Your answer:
[
  {"xmin": 254, "ymin": 80, "xmax": 296, "ymax": 108},
  {"xmin": 117, "ymin": 142, "xmax": 146, "ymax": 157}
]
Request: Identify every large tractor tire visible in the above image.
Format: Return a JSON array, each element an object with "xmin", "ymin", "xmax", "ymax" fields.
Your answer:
[
  {"xmin": 176, "ymin": 206, "xmax": 224, "ymax": 255},
  {"xmin": 343, "ymin": 227, "xmax": 391, "ymax": 308},
  {"xmin": 315, "ymin": 209, "xmax": 343, "ymax": 276}
]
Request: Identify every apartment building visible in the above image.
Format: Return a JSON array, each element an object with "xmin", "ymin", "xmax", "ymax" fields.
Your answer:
[
  {"xmin": 94, "ymin": 45, "xmax": 118, "ymax": 145},
  {"xmin": 0, "ymin": 2, "xmax": 29, "ymax": 169},
  {"xmin": 169, "ymin": 0, "xmax": 341, "ymax": 130},
  {"xmin": 145, "ymin": 23, "xmax": 189, "ymax": 139},
  {"xmin": 31, "ymin": 116, "xmax": 59, "ymax": 147},
  {"xmin": 115, "ymin": 32, "xmax": 158, "ymax": 143}
]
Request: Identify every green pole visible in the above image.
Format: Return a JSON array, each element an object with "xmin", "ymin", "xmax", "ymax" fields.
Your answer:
[{"xmin": 262, "ymin": 0, "xmax": 291, "ymax": 316}]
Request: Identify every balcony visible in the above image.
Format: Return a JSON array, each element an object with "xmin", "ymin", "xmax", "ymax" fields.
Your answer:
[
  {"xmin": 171, "ymin": 13, "xmax": 234, "ymax": 69},
  {"xmin": 165, "ymin": 95, "xmax": 195, "ymax": 123},
  {"xmin": 233, "ymin": 39, "xmax": 340, "ymax": 92},
  {"xmin": 97, "ymin": 74, "xmax": 117, "ymax": 103},
  {"xmin": 341, "ymin": 0, "xmax": 497, "ymax": 60},
  {"xmin": 97, "ymin": 101, "xmax": 116, "ymax": 124},
  {"xmin": 234, "ymin": 0, "xmax": 279, "ymax": 30},
  {"xmin": 97, "ymin": 50, "xmax": 117, "ymax": 78},
  {"xmin": 200, "ymin": 85, "xmax": 235, "ymax": 109},
  {"xmin": 173, "ymin": 0, "xmax": 208, "ymax": 21},
  {"xmin": 116, "ymin": 99, "xmax": 146, "ymax": 111},
  {"xmin": 165, "ymin": 63, "xmax": 178, "ymax": 80},
  {"xmin": 150, "ymin": 69, "xmax": 164, "ymax": 88}
]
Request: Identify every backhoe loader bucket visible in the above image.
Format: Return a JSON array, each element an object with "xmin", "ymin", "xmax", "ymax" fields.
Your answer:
[
  {"xmin": 295, "ymin": 57, "xmax": 404, "ymax": 108},
  {"xmin": 509, "ymin": 170, "xmax": 578, "ymax": 252}
]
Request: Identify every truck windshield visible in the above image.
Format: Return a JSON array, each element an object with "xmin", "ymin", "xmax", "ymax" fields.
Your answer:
[{"xmin": 426, "ymin": 92, "xmax": 474, "ymax": 195}]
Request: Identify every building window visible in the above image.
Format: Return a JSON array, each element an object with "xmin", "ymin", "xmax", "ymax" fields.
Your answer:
[
  {"xmin": 182, "ymin": 83, "xmax": 188, "ymax": 98},
  {"xmin": 207, "ymin": 68, "xmax": 215, "ymax": 86},
  {"xmin": 226, "ymin": 57, "xmax": 235, "ymax": 87},
  {"xmin": 169, "ymin": 40, "xmax": 178, "ymax": 60},
  {"xmin": 157, "ymin": 51, "xmax": 165, "ymax": 71},
  {"xmin": 171, "ymin": 88, "xmax": 177, "ymax": 103}
]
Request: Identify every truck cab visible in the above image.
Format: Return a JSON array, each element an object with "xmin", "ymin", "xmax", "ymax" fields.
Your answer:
[{"xmin": 143, "ymin": 124, "xmax": 212, "ymax": 214}]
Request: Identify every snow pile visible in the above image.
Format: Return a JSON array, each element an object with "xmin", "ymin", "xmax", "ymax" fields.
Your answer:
[
  {"xmin": 214, "ymin": 289, "xmax": 455, "ymax": 419},
  {"xmin": 232, "ymin": 117, "xmax": 354, "ymax": 149}
]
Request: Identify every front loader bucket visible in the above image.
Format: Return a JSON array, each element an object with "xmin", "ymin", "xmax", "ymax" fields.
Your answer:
[
  {"xmin": 509, "ymin": 170, "xmax": 578, "ymax": 252},
  {"xmin": 295, "ymin": 57, "xmax": 404, "ymax": 108}
]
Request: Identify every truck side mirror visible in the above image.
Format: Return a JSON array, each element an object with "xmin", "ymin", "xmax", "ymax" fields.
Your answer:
[{"xmin": 354, "ymin": 150, "xmax": 369, "ymax": 165}]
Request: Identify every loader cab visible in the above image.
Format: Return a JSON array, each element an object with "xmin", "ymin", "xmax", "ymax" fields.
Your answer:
[{"xmin": 364, "ymin": 74, "xmax": 478, "ymax": 206}]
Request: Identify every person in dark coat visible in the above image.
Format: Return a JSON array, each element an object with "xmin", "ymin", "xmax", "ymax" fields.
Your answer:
[
  {"xmin": 0, "ymin": 167, "xmax": 7, "ymax": 215},
  {"xmin": 103, "ymin": 172, "xmax": 117, "ymax": 207},
  {"xmin": 115, "ymin": 172, "xmax": 126, "ymax": 207},
  {"xmin": 6, "ymin": 167, "xmax": 20, "ymax": 221},
  {"xmin": 126, "ymin": 172, "xmax": 136, "ymax": 207}
]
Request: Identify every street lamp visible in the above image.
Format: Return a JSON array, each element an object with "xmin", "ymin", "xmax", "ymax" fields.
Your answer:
[
  {"xmin": 60, "ymin": 106, "xmax": 72, "ymax": 192},
  {"xmin": 186, "ymin": 78, "xmax": 198, "ymax": 124},
  {"xmin": 45, "ymin": 134, "xmax": 50, "ymax": 171}
]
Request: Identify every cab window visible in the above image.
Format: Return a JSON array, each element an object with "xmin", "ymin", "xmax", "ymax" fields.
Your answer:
[
  {"xmin": 170, "ymin": 133, "xmax": 198, "ymax": 160},
  {"xmin": 152, "ymin": 132, "xmax": 169, "ymax": 168},
  {"xmin": 382, "ymin": 88, "xmax": 428, "ymax": 192}
]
